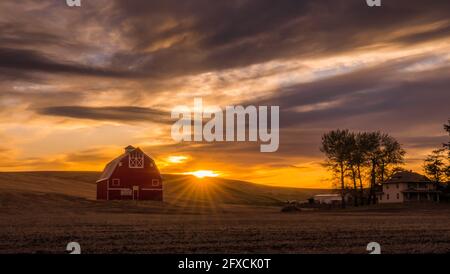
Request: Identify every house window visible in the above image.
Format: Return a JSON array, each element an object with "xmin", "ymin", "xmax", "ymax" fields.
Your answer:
[
  {"xmin": 152, "ymin": 179, "xmax": 159, "ymax": 186},
  {"xmin": 396, "ymin": 183, "xmax": 399, "ymax": 189},
  {"xmin": 129, "ymin": 151, "xmax": 144, "ymax": 168},
  {"xmin": 386, "ymin": 185, "xmax": 389, "ymax": 189},
  {"xmin": 112, "ymin": 179, "xmax": 120, "ymax": 186},
  {"xmin": 387, "ymin": 194, "xmax": 390, "ymax": 200},
  {"xmin": 397, "ymin": 193, "xmax": 400, "ymax": 199}
]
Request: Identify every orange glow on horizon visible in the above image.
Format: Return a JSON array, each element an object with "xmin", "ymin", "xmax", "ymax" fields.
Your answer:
[
  {"xmin": 167, "ymin": 155, "xmax": 189, "ymax": 164},
  {"xmin": 183, "ymin": 170, "xmax": 220, "ymax": 179}
]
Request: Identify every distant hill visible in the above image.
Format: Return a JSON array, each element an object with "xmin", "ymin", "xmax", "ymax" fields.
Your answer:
[{"xmin": 0, "ymin": 171, "xmax": 331, "ymax": 207}]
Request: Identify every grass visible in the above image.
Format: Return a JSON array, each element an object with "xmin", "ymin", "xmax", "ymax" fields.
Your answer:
[
  {"xmin": 0, "ymin": 171, "xmax": 449, "ymax": 254},
  {"xmin": 0, "ymin": 171, "xmax": 329, "ymax": 206}
]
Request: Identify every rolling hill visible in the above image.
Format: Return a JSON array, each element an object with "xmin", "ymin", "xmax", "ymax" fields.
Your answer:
[{"xmin": 0, "ymin": 171, "xmax": 330, "ymax": 208}]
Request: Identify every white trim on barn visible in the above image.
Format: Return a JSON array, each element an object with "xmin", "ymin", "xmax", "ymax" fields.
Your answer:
[
  {"xmin": 129, "ymin": 151, "xmax": 144, "ymax": 168},
  {"xmin": 141, "ymin": 188, "xmax": 163, "ymax": 191}
]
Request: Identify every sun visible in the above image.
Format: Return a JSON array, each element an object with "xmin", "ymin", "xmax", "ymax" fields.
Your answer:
[
  {"xmin": 167, "ymin": 155, "xmax": 188, "ymax": 163},
  {"xmin": 184, "ymin": 170, "xmax": 219, "ymax": 179}
]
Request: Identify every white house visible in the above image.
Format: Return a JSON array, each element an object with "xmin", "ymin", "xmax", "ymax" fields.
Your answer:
[
  {"xmin": 378, "ymin": 171, "xmax": 440, "ymax": 204},
  {"xmin": 314, "ymin": 194, "xmax": 342, "ymax": 205}
]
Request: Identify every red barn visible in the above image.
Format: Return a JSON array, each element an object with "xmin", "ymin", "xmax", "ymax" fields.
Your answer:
[{"xmin": 96, "ymin": 145, "xmax": 163, "ymax": 201}]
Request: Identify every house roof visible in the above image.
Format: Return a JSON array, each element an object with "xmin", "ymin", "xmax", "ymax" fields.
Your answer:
[
  {"xmin": 96, "ymin": 146, "xmax": 148, "ymax": 182},
  {"xmin": 384, "ymin": 171, "xmax": 431, "ymax": 184}
]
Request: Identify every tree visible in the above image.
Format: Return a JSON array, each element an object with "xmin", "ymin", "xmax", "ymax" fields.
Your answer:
[
  {"xmin": 348, "ymin": 133, "xmax": 371, "ymax": 205},
  {"xmin": 345, "ymin": 132, "xmax": 359, "ymax": 206},
  {"xmin": 362, "ymin": 132, "xmax": 383, "ymax": 205},
  {"xmin": 445, "ymin": 165, "xmax": 450, "ymax": 180},
  {"xmin": 360, "ymin": 132, "xmax": 406, "ymax": 204},
  {"xmin": 321, "ymin": 130, "xmax": 405, "ymax": 206},
  {"xmin": 377, "ymin": 134, "xmax": 406, "ymax": 184},
  {"xmin": 444, "ymin": 120, "xmax": 450, "ymax": 158},
  {"xmin": 424, "ymin": 149, "xmax": 447, "ymax": 184},
  {"xmin": 321, "ymin": 129, "xmax": 354, "ymax": 208}
]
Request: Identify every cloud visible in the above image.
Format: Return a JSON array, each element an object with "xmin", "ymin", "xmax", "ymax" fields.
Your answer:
[
  {"xmin": 62, "ymin": 147, "xmax": 116, "ymax": 163},
  {"xmin": 400, "ymin": 135, "xmax": 449, "ymax": 149},
  {"xmin": 0, "ymin": 47, "xmax": 135, "ymax": 78},
  {"xmin": 0, "ymin": 0, "xmax": 449, "ymax": 81},
  {"xmin": 0, "ymin": 0, "xmax": 449, "ymax": 186},
  {"xmin": 103, "ymin": 0, "xmax": 450, "ymax": 78},
  {"xmin": 250, "ymin": 55, "xmax": 450, "ymax": 133},
  {"xmin": 36, "ymin": 106, "xmax": 172, "ymax": 123}
]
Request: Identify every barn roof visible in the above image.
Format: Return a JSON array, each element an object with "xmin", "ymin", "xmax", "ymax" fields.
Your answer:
[
  {"xmin": 96, "ymin": 153, "xmax": 126, "ymax": 182},
  {"xmin": 96, "ymin": 146, "xmax": 150, "ymax": 182},
  {"xmin": 384, "ymin": 171, "xmax": 431, "ymax": 184}
]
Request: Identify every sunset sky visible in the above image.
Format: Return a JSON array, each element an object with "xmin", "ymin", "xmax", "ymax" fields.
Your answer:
[{"xmin": 0, "ymin": 0, "xmax": 449, "ymax": 188}]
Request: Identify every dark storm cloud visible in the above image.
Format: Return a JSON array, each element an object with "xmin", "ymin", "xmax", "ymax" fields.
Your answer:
[
  {"xmin": 0, "ymin": 47, "xmax": 134, "ymax": 78},
  {"xmin": 1, "ymin": 0, "xmax": 449, "ymax": 79},
  {"xmin": 37, "ymin": 106, "xmax": 171, "ymax": 123},
  {"xmin": 105, "ymin": 0, "xmax": 450, "ymax": 78},
  {"xmin": 247, "ymin": 56, "xmax": 450, "ymax": 131}
]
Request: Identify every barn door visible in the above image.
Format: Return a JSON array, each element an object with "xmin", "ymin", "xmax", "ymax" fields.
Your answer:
[{"xmin": 132, "ymin": 186, "xmax": 139, "ymax": 200}]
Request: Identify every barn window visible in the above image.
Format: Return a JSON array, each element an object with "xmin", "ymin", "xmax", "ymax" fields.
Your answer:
[
  {"xmin": 387, "ymin": 194, "xmax": 390, "ymax": 200},
  {"xmin": 397, "ymin": 193, "xmax": 400, "ymax": 199},
  {"xmin": 129, "ymin": 151, "xmax": 144, "ymax": 168},
  {"xmin": 152, "ymin": 179, "xmax": 159, "ymax": 186},
  {"xmin": 112, "ymin": 179, "xmax": 120, "ymax": 186},
  {"xmin": 121, "ymin": 189, "xmax": 132, "ymax": 196}
]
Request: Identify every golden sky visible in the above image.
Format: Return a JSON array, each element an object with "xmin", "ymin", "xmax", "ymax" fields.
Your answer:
[{"xmin": 0, "ymin": 0, "xmax": 449, "ymax": 188}]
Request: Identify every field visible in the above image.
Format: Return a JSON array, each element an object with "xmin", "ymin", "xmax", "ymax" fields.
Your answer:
[{"xmin": 1, "ymin": 172, "xmax": 450, "ymax": 254}]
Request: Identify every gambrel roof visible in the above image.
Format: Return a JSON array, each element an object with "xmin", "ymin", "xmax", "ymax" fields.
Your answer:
[{"xmin": 96, "ymin": 146, "xmax": 151, "ymax": 182}]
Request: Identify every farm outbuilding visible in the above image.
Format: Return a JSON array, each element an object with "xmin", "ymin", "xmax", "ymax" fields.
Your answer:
[
  {"xmin": 96, "ymin": 145, "xmax": 163, "ymax": 201},
  {"xmin": 313, "ymin": 194, "xmax": 342, "ymax": 205}
]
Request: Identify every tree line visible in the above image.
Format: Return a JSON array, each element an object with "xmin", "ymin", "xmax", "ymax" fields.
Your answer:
[
  {"xmin": 423, "ymin": 120, "xmax": 450, "ymax": 186},
  {"xmin": 320, "ymin": 120, "xmax": 450, "ymax": 208},
  {"xmin": 320, "ymin": 130, "xmax": 405, "ymax": 208}
]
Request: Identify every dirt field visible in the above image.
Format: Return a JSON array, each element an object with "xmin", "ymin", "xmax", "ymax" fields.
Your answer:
[{"xmin": 1, "ymin": 172, "xmax": 450, "ymax": 254}]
